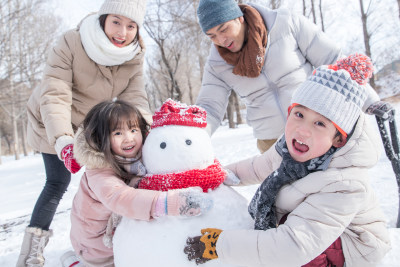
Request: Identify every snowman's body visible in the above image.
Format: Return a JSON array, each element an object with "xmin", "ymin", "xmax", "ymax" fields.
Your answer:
[{"xmin": 113, "ymin": 102, "xmax": 254, "ymax": 267}]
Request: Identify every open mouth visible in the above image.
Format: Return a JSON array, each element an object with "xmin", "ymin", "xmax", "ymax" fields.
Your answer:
[
  {"xmin": 123, "ymin": 145, "xmax": 134, "ymax": 151},
  {"xmin": 112, "ymin": 37, "xmax": 126, "ymax": 47},
  {"xmin": 226, "ymin": 41, "xmax": 234, "ymax": 50},
  {"xmin": 292, "ymin": 139, "xmax": 309, "ymax": 153}
]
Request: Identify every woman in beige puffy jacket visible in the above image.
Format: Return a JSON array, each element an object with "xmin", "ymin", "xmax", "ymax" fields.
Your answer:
[{"xmin": 16, "ymin": 0, "xmax": 152, "ymax": 266}]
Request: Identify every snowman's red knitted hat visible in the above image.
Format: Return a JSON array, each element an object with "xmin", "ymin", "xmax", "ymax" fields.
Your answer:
[{"xmin": 151, "ymin": 98, "xmax": 207, "ymax": 129}]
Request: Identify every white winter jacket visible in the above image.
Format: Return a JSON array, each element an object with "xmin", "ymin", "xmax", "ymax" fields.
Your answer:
[
  {"xmin": 223, "ymin": 113, "xmax": 391, "ymax": 267},
  {"xmin": 196, "ymin": 3, "xmax": 378, "ymax": 140}
]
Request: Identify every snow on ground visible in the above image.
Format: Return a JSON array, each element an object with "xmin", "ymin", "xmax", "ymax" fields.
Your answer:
[{"xmin": 1, "ymin": 116, "xmax": 400, "ymax": 266}]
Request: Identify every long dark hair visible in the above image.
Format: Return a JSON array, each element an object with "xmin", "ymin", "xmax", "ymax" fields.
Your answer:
[
  {"xmin": 82, "ymin": 99, "xmax": 149, "ymax": 180},
  {"xmin": 99, "ymin": 14, "xmax": 140, "ymax": 45}
]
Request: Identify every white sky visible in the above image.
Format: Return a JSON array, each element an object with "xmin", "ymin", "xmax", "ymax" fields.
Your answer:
[{"xmin": 51, "ymin": 0, "xmax": 104, "ymax": 28}]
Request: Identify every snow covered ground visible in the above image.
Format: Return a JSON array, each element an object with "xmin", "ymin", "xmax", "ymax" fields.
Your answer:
[{"xmin": 1, "ymin": 116, "xmax": 399, "ymax": 266}]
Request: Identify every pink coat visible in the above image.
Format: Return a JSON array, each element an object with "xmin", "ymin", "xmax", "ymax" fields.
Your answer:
[{"xmin": 70, "ymin": 129, "xmax": 160, "ymax": 260}]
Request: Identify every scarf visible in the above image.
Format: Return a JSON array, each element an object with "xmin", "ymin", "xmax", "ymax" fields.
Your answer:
[
  {"xmin": 138, "ymin": 159, "xmax": 226, "ymax": 193},
  {"xmin": 217, "ymin": 4, "xmax": 268, "ymax": 78},
  {"xmin": 248, "ymin": 135, "xmax": 338, "ymax": 230},
  {"xmin": 118, "ymin": 152, "xmax": 147, "ymax": 177},
  {"xmin": 79, "ymin": 14, "xmax": 140, "ymax": 66}
]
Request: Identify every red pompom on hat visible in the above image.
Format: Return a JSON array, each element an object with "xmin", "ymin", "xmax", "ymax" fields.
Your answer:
[
  {"xmin": 328, "ymin": 53, "xmax": 373, "ymax": 85},
  {"xmin": 151, "ymin": 98, "xmax": 207, "ymax": 129}
]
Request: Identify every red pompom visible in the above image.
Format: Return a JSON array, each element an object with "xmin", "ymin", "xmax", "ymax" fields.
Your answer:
[{"xmin": 334, "ymin": 53, "xmax": 373, "ymax": 85}]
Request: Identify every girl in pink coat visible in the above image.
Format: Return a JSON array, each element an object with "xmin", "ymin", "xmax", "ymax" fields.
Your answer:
[{"xmin": 65, "ymin": 100, "xmax": 210, "ymax": 267}]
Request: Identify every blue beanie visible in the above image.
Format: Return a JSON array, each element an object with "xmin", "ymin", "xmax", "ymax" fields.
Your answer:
[{"xmin": 197, "ymin": 0, "xmax": 243, "ymax": 33}]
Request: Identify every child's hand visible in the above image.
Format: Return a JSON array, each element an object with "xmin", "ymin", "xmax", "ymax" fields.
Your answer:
[
  {"xmin": 223, "ymin": 169, "xmax": 240, "ymax": 186},
  {"xmin": 184, "ymin": 228, "xmax": 223, "ymax": 264},
  {"xmin": 152, "ymin": 187, "xmax": 213, "ymax": 218}
]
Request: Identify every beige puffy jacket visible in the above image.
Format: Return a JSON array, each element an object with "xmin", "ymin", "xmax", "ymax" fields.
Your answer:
[
  {"xmin": 222, "ymin": 114, "xmax": 391, "ymax": 267},
  {"xmin": 27, "ymin": 23, "xmax": 151, "ymax": 154}
]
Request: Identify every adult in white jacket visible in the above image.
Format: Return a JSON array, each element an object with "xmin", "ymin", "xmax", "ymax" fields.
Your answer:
[
  {"xmin": 196, "ymin": 0, "xmax": 380, "ymax": 153},
  {"xmin": 184, "ymin": 55, "xmax": 391, "ymax": 266}
]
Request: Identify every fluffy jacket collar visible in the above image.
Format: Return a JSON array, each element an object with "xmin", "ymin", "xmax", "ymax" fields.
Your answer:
[{"xmin": 73, "ymin": 128, "xmax": 111, "ymax": 169}]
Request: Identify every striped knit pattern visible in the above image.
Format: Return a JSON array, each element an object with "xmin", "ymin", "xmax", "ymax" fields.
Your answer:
[{"xmin": 291, "ymin": 54, "xmax": 371, "ymax": 134}]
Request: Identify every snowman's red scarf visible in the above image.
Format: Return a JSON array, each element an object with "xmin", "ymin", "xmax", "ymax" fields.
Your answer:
[{"xmin": 138, "ymin": 159, "xmax": 226, "ymax": 193}]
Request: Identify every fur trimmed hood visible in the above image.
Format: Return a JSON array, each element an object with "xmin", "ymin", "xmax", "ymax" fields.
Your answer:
[{"xmin": 73, "ymin": 127, "xmax": 111, "ymax": 169}]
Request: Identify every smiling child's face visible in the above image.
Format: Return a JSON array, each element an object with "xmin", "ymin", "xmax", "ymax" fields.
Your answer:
[
  {"xmin": 110, "ymin": 120, "xmax": 143, "ymax": 158},
  {"xmin": 285, "ymin": 105, "xmax": 345, "ymax": 162}
]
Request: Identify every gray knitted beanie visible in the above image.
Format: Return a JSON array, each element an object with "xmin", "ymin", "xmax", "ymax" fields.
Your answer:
[
  {"xmin": 98, "ymin": 0, "xmax": 147, "ymax": 28},
  {"xmin": 197, "ymin": 0, "xmax": 243, "ymax": 33},
  {"xmin": 291, "ymin": 54, "xmax": 373, "ymax": 134}
]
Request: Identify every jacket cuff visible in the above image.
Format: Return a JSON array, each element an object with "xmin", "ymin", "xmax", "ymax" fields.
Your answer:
[
  {"xmin": 166, "ymin": 190, "xmax": 180, "ymax": 216},
  {"xmin": 54, "ymin": 135, "xmax": 74, "ymax": 160}
]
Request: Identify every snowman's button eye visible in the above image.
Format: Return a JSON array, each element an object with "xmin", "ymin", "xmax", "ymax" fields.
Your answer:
[
  {"xmin": 160, "ymin": 142, "xmax": 166, "ymax": 149},
  {"xmin": 186, "ymin": 139, "xmax": 192, "ymax": 145}
]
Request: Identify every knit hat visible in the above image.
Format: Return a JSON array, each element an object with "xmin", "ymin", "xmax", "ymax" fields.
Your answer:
[
  {"xmin": 197, "ymin": 0, "xmax": 243, "ymax": 33},
  {"xmin": 291, "ymin": 53, "xmax": 373, "ymax": 136},
  {"xmin": 98, "ymin": 0, "xmax": 147, "ymax": 28},
  {"xmin": 151, "ymin": 98, "xmax": 207, "ymax": 129}
]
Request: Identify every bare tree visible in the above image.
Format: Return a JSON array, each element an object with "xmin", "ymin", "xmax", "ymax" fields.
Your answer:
[
  {"xmin": 0, "ymin": 0, "xmax": 61, "ymax": 160},
  {"xmin": 310, "ymin": 0, "xmax": 317, "ymax": 24},
  {"xmin": 144, "ymin": 0, "xmax": 210, "ymax": 109},
  {"xmin": 227, "ymin": 94, "xmax": 235, "ymax": 129},
  {"xmin": 318, "ymin": 0, "xmax": 325, "ymax": 32},
  {"xmin": 358, "ymin": 0, "xmax": 375, "ymax": 88},
  {"xmin": 268, "ymin": 0, "xmax": 281, "ymax": 9},
  {"xmin": 398, "ymin": 0, "xmax": 400, "ymax": 21},
  {"xmin": 143, "ymin": 0, "xmax": 189, "ymax": 102}
]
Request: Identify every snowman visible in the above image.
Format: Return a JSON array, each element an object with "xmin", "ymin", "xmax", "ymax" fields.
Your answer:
[{"xmin": 113, "ymin": 99, "xmax": 253, "ymax": 267}]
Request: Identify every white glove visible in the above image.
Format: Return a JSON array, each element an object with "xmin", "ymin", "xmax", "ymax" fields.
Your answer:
[
  {"xmin": 152, "ymin": 187, "xmax": 213, "ymax": 218},
  {"xmin": 223, "ymin": 169, "xmax": 240, "ymax": 186}
]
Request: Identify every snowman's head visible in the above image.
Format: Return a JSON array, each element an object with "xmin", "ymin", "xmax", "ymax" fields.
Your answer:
[
  {"xmin": 142, "ymin": 99, "xmax": 214, "ymax": 174},
  {"xmin": 143, "ymin": 125, "xmax": 214, "ymax": 174}
]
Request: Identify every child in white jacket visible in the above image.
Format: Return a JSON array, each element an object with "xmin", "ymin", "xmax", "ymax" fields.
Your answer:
[{"xmin": 184, "ymin": 54, "xmax": 391, "ymax": 267}]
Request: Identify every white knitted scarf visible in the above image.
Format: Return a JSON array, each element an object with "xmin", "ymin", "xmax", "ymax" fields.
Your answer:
[{"xmin": 79, "ymin": 14, "xmax": 140, "ymax": 66}]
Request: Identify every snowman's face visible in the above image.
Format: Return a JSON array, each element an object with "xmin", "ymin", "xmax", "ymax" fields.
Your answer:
[{"xmin": 142, "ymin": 125, "xmax": 214, "ymax": 174}]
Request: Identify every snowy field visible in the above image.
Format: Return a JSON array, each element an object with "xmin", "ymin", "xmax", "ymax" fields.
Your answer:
[{"xmin": 1, "ymin": 115, "xmax": 400, "ymax": 266}]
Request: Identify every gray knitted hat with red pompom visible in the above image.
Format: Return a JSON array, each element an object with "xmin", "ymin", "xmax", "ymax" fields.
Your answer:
[{"xmin": 291, "ymin": 53, "xmax": 373, "ymax": 135}]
